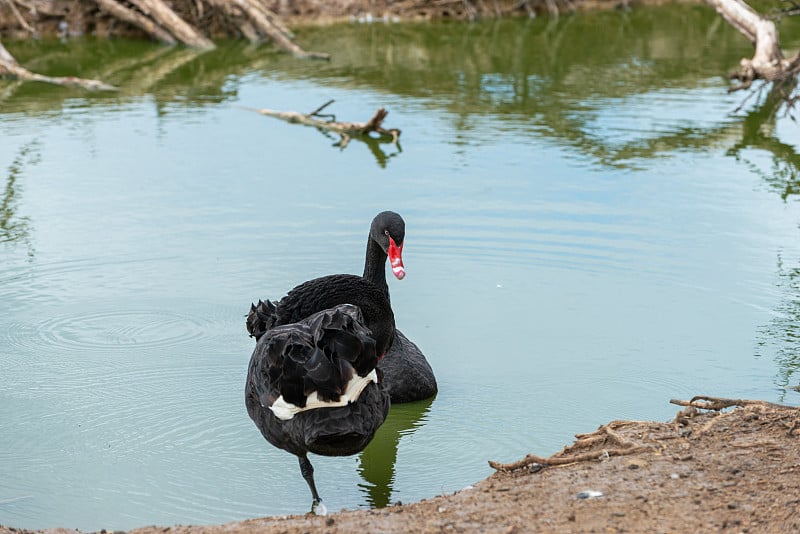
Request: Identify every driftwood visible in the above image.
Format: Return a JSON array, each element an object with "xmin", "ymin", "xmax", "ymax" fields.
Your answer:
[
  {"xmin": 3, "ymin": 0, "xmax": 327, "ymax": 58},
  {"xmin": 205, "ymin": 0, "xmax": 329, "ymax": 59},
  {"xmin": 95, "ymin": 0, "xmax": 179, "ymax": 45},
  {"xmin": 489, "ymin": 396, "xmax": 800, "ymax": 474},
  {"xmin": 669, "ymin": 395, "xmax": 795, "ymax": 411},
  {"xmin": 671, "ymin": 396, "xmax": 800, "ymax": 438},
  {"xmin": 488, "ymin": 421, "xmax": 652, "ymax": 473},
  {"xmin": 127, "ymin": 0, "xmax": 214, "ymax": 49},
  {"xmin": 707, "ymin": 0, "xmax": 800, "ymax": 92},
  {"xmin": 0, "ymin": 41, "xmax": 117, "ymax": 90},
  {"xmin": 249, "ymin": 100, "xmax": 401, "ymax": 147}
]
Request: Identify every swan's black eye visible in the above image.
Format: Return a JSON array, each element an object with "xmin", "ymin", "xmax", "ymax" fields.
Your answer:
[{"xmin": 384, "ymin": 230, "xmax": 390, "ymax": 237}]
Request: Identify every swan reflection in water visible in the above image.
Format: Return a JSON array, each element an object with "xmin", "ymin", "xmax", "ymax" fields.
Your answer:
[{"xmin": 357, "ymin": 395, "xmax": 435, "ymax": 508}]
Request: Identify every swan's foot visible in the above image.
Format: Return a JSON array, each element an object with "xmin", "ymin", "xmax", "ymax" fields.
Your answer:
[
  {"xmin": 299, "ymin": 455, "xmax": 322, "ymax": 504},
  {"xmin": 311, "ymin": 500, "xmax": 328, "ymax": 515}
]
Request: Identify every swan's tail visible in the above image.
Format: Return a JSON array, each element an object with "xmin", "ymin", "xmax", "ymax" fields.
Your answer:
[
  {"xmin": 247, "ymin": 299, "xmax": 278, "ymax": 341},
  {"xmin": 248, "ymin": 304, "xmax": 381, "ymax": 416}
]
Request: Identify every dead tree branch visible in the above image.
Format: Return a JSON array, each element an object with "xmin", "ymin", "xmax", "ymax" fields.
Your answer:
[
  {"xmin": 95, "ymin": 0, "xmax": 177, "ymax": 45},
  {"xmin": 707, "ymin": 0, "xmax": 800, "ymax": 91},
  {"xmin": 206, "ymin": 0, "xmax": 328, "ymax": 59},
  {"xmin": 5, "ymin": 0, "xmax": 37, "ymax": 36},
  {"xmin": 491, "ymin": 396, "xmax": 799, "ymax": 475},
  {"xmin": 488, "ymin": 422, "xmax": 652, "ymax": 473},
  {"xmin": 0, "ymin": 1, "xmax": 329, "ymax": 59},
  {"xmin": 126, "ymin": 0, "xmax": 214, "ymax": 49},
  {"xmin": 669, "ymin": 395, "xmax": 796, "ymax": 411},
  {"xmin": 0, "ymin": 40, "xmax": 117, "ymax": 91},
  {"xmin": 248, "ymin": 102, "xmax": 401, "ymax": 146}
]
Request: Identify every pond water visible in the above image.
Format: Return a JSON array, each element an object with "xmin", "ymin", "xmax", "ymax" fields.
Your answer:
[{"xmin": 2, "ymin": 6, "xmax": 800, "ymax": 530}]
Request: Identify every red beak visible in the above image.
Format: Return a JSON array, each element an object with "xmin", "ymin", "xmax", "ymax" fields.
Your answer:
[{"xmin": 388, "ymin": 237, "xmax": 405, "ymax": 280}]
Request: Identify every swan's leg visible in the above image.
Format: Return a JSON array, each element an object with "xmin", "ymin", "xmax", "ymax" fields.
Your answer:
[{"xmin": 298, "ymin": 455, "xmax": 322, "ymax": 504}]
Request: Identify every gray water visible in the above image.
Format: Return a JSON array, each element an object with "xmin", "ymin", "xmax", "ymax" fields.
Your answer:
[{"xmin": 2, "ymin": 7, "xmax": 800, "ymax": 531}]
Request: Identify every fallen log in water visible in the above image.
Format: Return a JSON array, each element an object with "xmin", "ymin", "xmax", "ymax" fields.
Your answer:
[{"xmin": 248, "ymin": 100, "xmax": 401, "ymax": 147}]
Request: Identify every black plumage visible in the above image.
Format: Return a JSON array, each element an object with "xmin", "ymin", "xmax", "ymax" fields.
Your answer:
[
  {"xmin": 264, "ymin": 274, "xmax": 396, "ymax": 358},
  {"xmin": 244, "ymin": 211, "xmax": 435, "ymax": 506},
  {"xmin": 246, "ymin": 303, "xmax": 390, "ymax": 505},
  {"xmin": 358, "ymin": 212, "xmax": 437, "ymax": 403},
  {"xmin": 248, "ymin": 211, "xmax": 437, "ymax": 403}
]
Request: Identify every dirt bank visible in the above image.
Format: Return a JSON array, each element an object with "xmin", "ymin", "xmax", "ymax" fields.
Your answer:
[{"xmin": 2, "ymin": 397, "xmax": 798, "ymax": 533}]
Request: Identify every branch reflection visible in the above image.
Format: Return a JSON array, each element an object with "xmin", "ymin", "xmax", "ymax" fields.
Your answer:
[
  {"xmin": 1, "ymin": 140, "xmax": 39, "ymax": 257},
  {"xmin": 730, "ymin": 87, "xmax": 800, "ymax": 397}
]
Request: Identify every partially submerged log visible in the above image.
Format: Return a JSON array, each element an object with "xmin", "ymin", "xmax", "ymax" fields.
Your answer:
[
  {"xmin": 0, "ymin": 40, "xmax": 117, "ymax": 90},
  {"xmin": 707, "ymin": 0, "xmax": 800, "ymax": 91},
  {"xmin": 249, "ymin": 101, "xmax": 401, "ymax": 147}
]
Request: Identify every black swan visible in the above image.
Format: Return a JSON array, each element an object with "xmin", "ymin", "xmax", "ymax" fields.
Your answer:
[
  {"xmin": 360, "ymin": 211, "xmax": 437, "ymax": 403},
  {"xmin": 250, "ymin": 211, "xmax": 436, "ymax": 402},
  {"xmin": 244, "ymin": 212, "xmax": 435, "ymax": 504},
  {"xmin": 245, "ymin": 300, "xmax": 391, "ymax": 507}
]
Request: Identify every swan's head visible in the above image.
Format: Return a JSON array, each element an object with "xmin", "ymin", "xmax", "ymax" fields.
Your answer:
[{"xmin": 371, "ymin": 211, "xmax": 405, "ymax": 280}]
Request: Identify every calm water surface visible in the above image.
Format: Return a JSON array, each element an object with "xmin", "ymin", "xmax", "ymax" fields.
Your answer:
[{"xmin": 2, "ymin": 7, "xmax": 800, "ymax": 530}]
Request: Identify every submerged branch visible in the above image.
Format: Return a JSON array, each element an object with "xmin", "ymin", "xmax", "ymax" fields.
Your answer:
[
  {"xmin": 247, "ymin": 102, "xmax": 401, "ymax": 146},
  {"xmin": 706, "ymin": 0, "xmax": 800, "ymax": 94}
]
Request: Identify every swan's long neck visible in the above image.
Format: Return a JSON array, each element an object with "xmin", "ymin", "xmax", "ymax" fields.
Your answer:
[{"xmin": 363, "ymin": 236, "xmax": 390, "ymax": 302}]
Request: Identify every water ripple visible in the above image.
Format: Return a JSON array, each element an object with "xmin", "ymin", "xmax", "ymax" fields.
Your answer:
[{"xmin": 3, "ymin": 309, "xmax": 217, "ymax": 355}]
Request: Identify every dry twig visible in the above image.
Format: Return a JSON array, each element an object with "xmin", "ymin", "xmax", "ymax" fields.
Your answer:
[
  {"xmin": 669, "ymin": 395, "xmax": 794, "ymax": 411},
  {"xmin": 489, "ymin": 423, "xmax": 651, "ymax": 473},
  {"xmin": 493, "ymin": 396, "xmax": 799, "ymax": 475}
]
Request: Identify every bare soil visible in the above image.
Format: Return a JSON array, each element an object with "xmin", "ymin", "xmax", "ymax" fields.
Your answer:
[{"xmin": 2, "ymin": 398, "xmax": 798, "ymax": 533}]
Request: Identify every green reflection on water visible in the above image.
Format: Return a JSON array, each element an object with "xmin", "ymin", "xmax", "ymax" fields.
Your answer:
[
  {"xmin": 758, "ymin": 253, "xmax": 800, "ymax": 399},
  {"xmin": 357, "ymin": 396, "xmax": 435, "ymax": 508},
  {"xmin": 3, "ymin": 6, "xmax": 799, "ymax": 170},
  {"xmin": 726, "ymin": 86, "xmax": 800, "ymax": 201},
  {"xmin": 1, "ymin": 140, "xmax": 39, "ymax": 256}
]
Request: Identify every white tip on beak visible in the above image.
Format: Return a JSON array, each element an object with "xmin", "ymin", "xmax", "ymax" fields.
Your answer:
[{"xmin": 392, "ymin": 265, "xmax": 406, "ymax": 280}]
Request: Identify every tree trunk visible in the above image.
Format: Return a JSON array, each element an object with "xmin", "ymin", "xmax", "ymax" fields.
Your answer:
[
  {"xmin": 248, "ymin": 101, "xmax": 400, "ymax": 146},
  {"xmin": 204, "ymin": 0, "xmax": 327, "ymax": 58},
  {"xmin": 95, "ymin": 0, "xmax": 177, "ymax": 45},
  {"xmin": 707, "ymin": 0, "xmax": 799, "ymax": 90},
  {"xmin": 126, "ymin": 0, "xmax": 215, "ymax": 49},
  {"xmin": 0, "ymin": 1, "xmax": 328, "ymax": 57}
]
